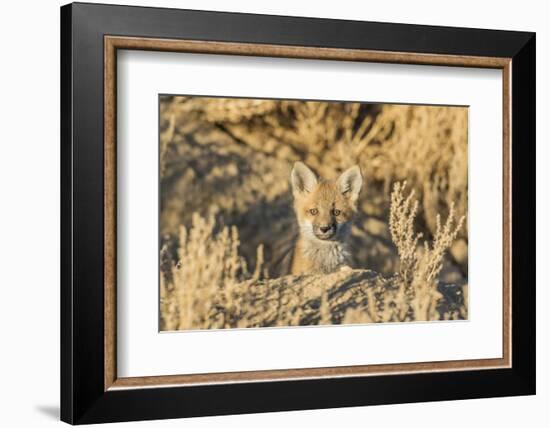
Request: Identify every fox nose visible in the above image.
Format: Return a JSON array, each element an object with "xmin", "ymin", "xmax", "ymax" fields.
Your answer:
[{"xmin": 319, "ymin": 225, "xmax": 332, "ymax": 233}]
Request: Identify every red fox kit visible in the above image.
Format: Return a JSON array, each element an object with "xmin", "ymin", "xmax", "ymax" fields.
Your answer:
[{"xmin": 290, "ymin": 162, "xmax": 363, "ymax": 275}]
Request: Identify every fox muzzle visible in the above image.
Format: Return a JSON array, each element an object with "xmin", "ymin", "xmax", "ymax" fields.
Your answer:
[{"xmin": 313, "ymin": 223, "xmax": 337, "ymax": 240}]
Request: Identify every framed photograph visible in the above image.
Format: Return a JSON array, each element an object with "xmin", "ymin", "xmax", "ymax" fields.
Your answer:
[{"xmin": 61, "ymin": 2, "xmax": 535, "ymax": 424}]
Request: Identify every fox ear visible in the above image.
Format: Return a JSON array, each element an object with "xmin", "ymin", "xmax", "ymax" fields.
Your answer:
[
  {"xmin": 291, "ymin": 162, "xmax": 318, "ymax": 196},
  {"xmin": 337, "ymin": 165, "xmax": 363, "ymax": 202}
]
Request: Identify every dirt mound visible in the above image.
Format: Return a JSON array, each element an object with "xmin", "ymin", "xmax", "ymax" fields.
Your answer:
[{"xmin": 161, "ymin": 267, "xmax": 467, "ymax": 331}]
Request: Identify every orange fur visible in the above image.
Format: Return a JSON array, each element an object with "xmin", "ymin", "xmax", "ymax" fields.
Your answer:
[{"xmin": 290, "ymin": 162, "xmax": 362, "ymax": 275}]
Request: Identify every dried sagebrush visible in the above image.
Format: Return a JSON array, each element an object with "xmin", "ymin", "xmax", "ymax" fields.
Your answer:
[{"xmin": 389, "ymin": 182, "xmax": 465, "ymax": 321}]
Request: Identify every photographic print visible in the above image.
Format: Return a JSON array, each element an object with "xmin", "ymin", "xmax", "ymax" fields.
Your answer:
[{"xmin": 159, "ymin": 95, "xmax": 468, "ymax": 331}]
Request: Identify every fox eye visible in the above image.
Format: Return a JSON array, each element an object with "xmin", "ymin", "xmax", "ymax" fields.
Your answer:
[
  {"xmin": 309, "ymin": 208, "xmax": 318, "ymax": 216},
  {"xmin": 332, "ymin": 209, "xmax": 341, "ymax": 216}
]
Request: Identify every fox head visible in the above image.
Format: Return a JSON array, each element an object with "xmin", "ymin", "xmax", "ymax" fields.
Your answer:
[{"xmin": 290, "ymin": 162, "xmax": 363, "ymax": 242}]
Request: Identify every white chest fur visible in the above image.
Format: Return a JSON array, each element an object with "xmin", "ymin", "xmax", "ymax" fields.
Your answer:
[{"xmin": 301, "ymin": 238, "xmax": 350, "ymax": 274}]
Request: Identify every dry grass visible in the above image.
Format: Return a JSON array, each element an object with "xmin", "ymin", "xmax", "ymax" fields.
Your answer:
[
  {"xmin": 160, "ymin": 212, "xmax": 264, "ymax": 331},
  {"xmin": 161, "ymin": 186, "xmax": 465, "ymax": 330},
  {"xmin": 389, "ymin": 182, "xmax": 466, "ymax": 321},
  {"xmin": 159, "ymin": 96, "xmax": 468, "ymax": 330}
]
